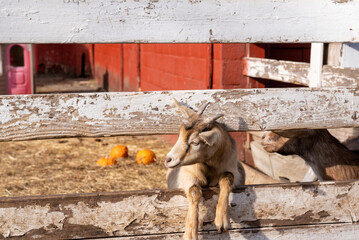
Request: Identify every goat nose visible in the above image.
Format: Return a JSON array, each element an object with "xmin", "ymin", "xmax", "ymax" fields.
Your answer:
[{"xmin": 165, "ymin": 156, "xmax": 172, "ymax": 164}]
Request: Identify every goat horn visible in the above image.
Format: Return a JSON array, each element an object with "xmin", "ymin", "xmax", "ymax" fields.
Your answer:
[
  {"xmin": 205, "ymin": 114, "xmax": 224, "ymax": 124},
  {"xmin": 198, "ymin": 102, "xmax": 210, "ymax": 116},
  {"xmin": 173, "ymin": 98, "xmax": 196, "ymax": 118}
]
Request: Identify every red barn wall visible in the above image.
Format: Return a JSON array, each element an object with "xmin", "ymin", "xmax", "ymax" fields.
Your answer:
[
  {"xmin": 140, "ymin": 44, "xmax": 212, "ymax": 91},
  {"xmin": 266, "ymin": 43, "xmax": 311, "ymax": 63},
  {"xmin": 35, "ymin": 44, "xmax": 92, "ymax": 77},
  {"xmin": 123, "ymin": 44, "xmax": 140, "ymax": 91},
  {"xmin": 93, "ymin": 44, "xmax": 123, "ymax": 92},
  {"xmin": 93, "ymin": 44, "xmax": 140, "ymax": 92}
]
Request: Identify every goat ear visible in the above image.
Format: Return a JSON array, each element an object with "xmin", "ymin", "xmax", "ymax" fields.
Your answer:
[
  {"xmin": 199, "ymin": 129, "xmax": 218, "ymax": 146},
  {"xmin": 173, "ymin": 98, "xmax": 196, "ymax": 118}
]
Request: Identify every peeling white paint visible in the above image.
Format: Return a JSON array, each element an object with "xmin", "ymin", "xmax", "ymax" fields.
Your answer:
[
  {"xmin": 0, "ymin": 205, "xmax": 65, "ymax": 238},
  {"xmin": 1, "ymin": 182, "xmax": 359, "ymax": 238},
  {"xmin": 0, "ymin": 0, "xmax": 359, "ymax": 43},
  {"xmin": 1, "ymin": 89, "xmax": 359, "ymax": 141},
  {"xmin": 245, "ymin": 57, "xmax": 359, "ymax": 87},
  {"xmin": 65, "ymin": 194, "xmax": 190, "ymax": 234}
]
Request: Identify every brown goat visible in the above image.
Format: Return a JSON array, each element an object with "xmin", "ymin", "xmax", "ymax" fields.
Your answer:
[
  {"xmin": 261, "ymin": 129, "xmax": 359, "ymax": 181},
  {"xmin": 165, "ymin": 99, "xmax": 245, "ymax": 240}
]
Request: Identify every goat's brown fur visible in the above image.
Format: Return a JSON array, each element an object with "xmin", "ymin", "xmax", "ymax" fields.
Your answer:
[
  {"xmin": 261, "ymin": 129, "xmax": 359, "ymax": 181},
  {"xmin": 165, "ymin": 99, "xmax": 245, "ymax": 240}
]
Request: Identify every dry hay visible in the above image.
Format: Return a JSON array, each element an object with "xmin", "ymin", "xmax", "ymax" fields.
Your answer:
[{"xmin": 0, "ymin": 136, "xmax": 174, "ymax": 197}]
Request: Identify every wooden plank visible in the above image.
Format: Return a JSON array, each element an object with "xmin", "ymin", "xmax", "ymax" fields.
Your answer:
[
  {"xmin": 308, "ymin": 43, "xmax": 324, "ymax": 87},
  {"xmin": 243, "ymin": 57, "xmax": 310, "ymax": 85},
  {"xmin": 1, "ymin": 181, "xmax": 359, "ymax": 239},
  {"xmin": 322, "ymin": 65, "xmax": 359, "ymax": 87},
  {"xmin": 327, "ymin": 43, "xmax": 343, "ymax": 66},
  {"xmin": 2, "ymin": 88, "xmax": 359, "ymax": 141},
  {"xmin": 1, "ymin": 0, "xmax": 359, "ymax": 43},
  {"xmin": 100, "ymin": 223, "xmax": 359, "ymax": 239},
  {"xmin": 244, "ymin": 57, "xmax": 359, "ymax": 87}
]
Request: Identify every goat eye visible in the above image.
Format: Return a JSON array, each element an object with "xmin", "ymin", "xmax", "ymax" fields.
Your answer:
[
  {"xmin": 201, "ymin": 127, "xmax": 211, "ymax": 132},
  {"xmin": 191, "ymin": 141, "xmax": 200, "ymax": 146}
]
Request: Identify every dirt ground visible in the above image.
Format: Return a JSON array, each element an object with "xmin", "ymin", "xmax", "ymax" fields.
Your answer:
[
  {"xmin": 35, "ymin": 76, "xmax": 102, "ymax": 93},
  {"xmin": 0, "ymin": 136, "xmax": 174, "ymax": 197}
]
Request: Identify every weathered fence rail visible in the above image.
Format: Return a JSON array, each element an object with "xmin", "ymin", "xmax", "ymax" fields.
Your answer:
[
  {"xmin": 1, "ymin": 88, "xmax": 359, "ymax": 141},
  {"xmin": 1, "ymin": 0, "xmax": 359, "ymax": 44},
  {"xmin": 244, "ymin": 57, "xmax": 359, "ymax": 87},
  {"xmin": 1, "ymin": 181, "xmax": 359, "ymax": 239}
]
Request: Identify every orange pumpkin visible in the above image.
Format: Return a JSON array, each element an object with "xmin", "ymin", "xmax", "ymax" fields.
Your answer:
[
  {"xmin": 136, "ymin": 149, "xmax": 156, "ymax": 165},
  {"xmin": 97, "ymin": 157, "xmax": 117, "ymax": 167},
  {"xmin": 110, "ymin": 145, "xmax": 128, "ymax": 159}
]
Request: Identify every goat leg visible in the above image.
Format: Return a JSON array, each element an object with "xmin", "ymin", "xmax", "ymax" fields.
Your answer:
[
  {"xmin": 215, "ymin": 172, "xmax": 234, "ymax": 232},
  {"xmin": 184, "ymin": 184, "xmax": 202, "ymax": 240}
]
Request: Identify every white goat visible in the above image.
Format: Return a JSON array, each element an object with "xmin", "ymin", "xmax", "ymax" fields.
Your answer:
[{"xmin": 165, "ymin": 99, "xmax": 245, "ymax": 240}]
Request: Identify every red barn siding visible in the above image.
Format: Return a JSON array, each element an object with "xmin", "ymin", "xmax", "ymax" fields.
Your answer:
[
  {"xmin": 123, "ymin": 44, "xmax": 140, "ymax": 91},
  {"xmin": 140, "ymin": 44, "xmax": 211, "ymax": 91},
  {"xmin": 94, "ymin": 44, "xmax": 123, "ymax": 92},
  {"xmin": 35, "ymin": 44, "xmax": 92, "ymax": 77},
  {"xmin": 266, "ymin": 43, "xmax": 311, "ymax": 63},
  {"xmin": 213, "ymin": 44, "xmax": 246, "ymax": 89}
]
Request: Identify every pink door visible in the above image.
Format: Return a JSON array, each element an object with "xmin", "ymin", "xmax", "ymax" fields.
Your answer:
[{"xmin": 7, "ymin": 44, "xmax": 31, "ymax": 94}]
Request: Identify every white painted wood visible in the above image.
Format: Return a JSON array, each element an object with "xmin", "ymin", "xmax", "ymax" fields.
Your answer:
[
  {"xmin": 327, "ymin": 43, "xmax": 343, "ymax": 66},
  {"xmin": 1, "ymin": 181, "xmax": 359, "ymax": 239},
  {"xmin": 308, "ymin": 43, "xmax": 324, "ymax": 87},
  {"xmin": 321, "ymin": 65, "xmax": 359, "ymax": 87},
  {"xmin": 244, "ymin": 57, "xmax": 359, "ymax": 87},
  {"xmin": 2, "ymin": 89, "xmax": 359, "ymax": 141},
  {"xmin": 1, "ymin": 0, "xmax": 359, "ymax": 43},
  {"xmin": 243, "ymin": 57, "xmax": 309, "ymax": 85}
]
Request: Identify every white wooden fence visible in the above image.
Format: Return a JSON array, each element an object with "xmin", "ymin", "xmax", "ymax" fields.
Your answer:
[{"xmin": 1, "ymin": 0, "xmax": 359, "ymax": 239}]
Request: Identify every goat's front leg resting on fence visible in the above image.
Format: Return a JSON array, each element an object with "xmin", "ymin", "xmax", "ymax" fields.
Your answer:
[
  {"xmin": 184, "ymin": 184, "xmax": 202, "ymax": 240},
  {"xmin": 215, "ymin": 172, "xmax": 234, "ymax": 232}
]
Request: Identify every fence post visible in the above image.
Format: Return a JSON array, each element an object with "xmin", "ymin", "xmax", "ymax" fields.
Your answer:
[{"xmin": 308, "ymin": 43, "xmax": 324, "ymax": 87}]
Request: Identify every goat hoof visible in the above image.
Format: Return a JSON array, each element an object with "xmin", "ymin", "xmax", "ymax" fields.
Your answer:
[
  {"xmin": 215, "ymin": 216, "xmax": 230, "ymax": 233},
  {"xmin": 183, "ymin": 231, "xmax": 198, "ymax": 240}
]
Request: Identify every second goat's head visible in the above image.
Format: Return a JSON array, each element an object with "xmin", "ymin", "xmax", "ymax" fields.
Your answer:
[{"xmin": 165, "ymin": 99, "xmax": 224, "ymax": 168}]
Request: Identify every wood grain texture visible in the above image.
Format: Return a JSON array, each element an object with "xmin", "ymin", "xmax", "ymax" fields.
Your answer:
[
  {"xmin": 322, "ymin": 65, "xmax": 359, "ymax": 87},
  {"xmin": 1, "ymin": 0, "xmax": 359, "ymax": 43},
  {"xmin": 308, "ymin": 43, "xmax": 324, "ymax": 87},
  {"xmin": 1, "ymin": 181, "xmax": 359, "ymax": 239},
  {"xmin": 244, "ymin": 57, "xmax": 359, "ymax": 87},
  {"xmin": 1, "ymin": 88, "xmax": 359, "ymax": 141},
  {"xmin": 243, "ymin": 57, "xmax": 310, "ymax": 85}
]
